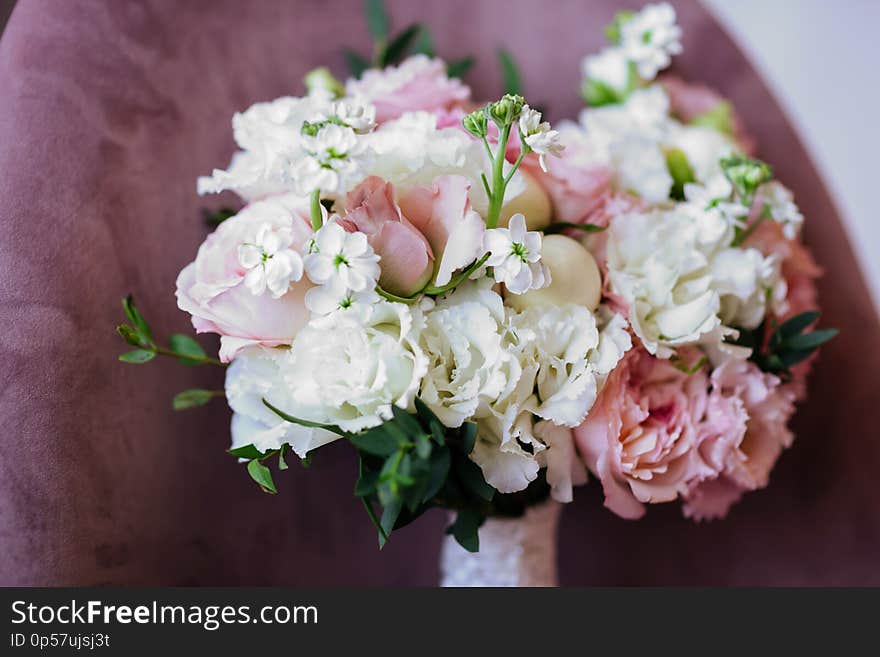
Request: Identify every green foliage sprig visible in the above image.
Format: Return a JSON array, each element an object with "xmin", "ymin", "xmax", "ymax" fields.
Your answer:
[
  {"xmin": 346, "ymin": 0, "xmax": 474, "ymax": 80},
  {"xmin": 253, "ymin": 397, "xmax": 548, "ymax": 552},
  {"xmin": 729, "ymin": 310, "xmax": 837, "ymax": 379},
  {"xmin": 116, "ymin": 295, "xmax": 225, "ymax": 410}
]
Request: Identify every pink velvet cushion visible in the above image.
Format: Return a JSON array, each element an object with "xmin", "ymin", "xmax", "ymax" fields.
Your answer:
[{"xmin": 0, "ymin": 0, "xmax": 877, "ymax": 585}]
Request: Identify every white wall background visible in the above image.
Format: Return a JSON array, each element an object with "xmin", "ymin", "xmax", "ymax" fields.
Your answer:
[{"xmin": 703, "ymin": 0, "xmax": 880, "ymax": 309}]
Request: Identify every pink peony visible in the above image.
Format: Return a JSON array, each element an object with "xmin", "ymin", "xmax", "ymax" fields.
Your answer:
[
  {"xmin": 176, "ymin": 195, "xmax": 313, "ymax": 362},
  {"xmin": 683, "ymin": 358, "xmax": 797, "ymax": 520},
  {"xmin": 339, "ymin": 177, "xmax": 434, "ymax": 297},
  {"xmin": 398, "ymin": 174, "xmax": 485, "ymax": 288},
  {"xmin": 660, "ymin": 74, "xmax": 756, "ymax": 154},
  {"xmin": 573, "ymin": 347, "xmax": 709, "ymax": 519},
  {"xmin": 346, "ymin": 55, "xmax": 470, "ymax": 124}
]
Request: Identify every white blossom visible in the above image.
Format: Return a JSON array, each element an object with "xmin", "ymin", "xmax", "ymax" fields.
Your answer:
[
  {"xmin": 329, "ymin": 98, "xmax": 376, "ymax": 134},
  {"xmin": 295, "ymin": 122, "xmax": 369, "ymax": 195},
  {"xmin": 606, "ymin": 209, "xmax": 722, "ymax": 357},
  {"xmin": 711, "ymin": 248, "xmax": 787, "ymax": 330},
  {"xmin": 619, "ymin": 2, "xmax": 683, "ymax": 80},
  {"xmin": 283, "ymin": 302, "xmax": 427, "ymax": 432},
  {"xmin": 237, "ymin": 223, "xmax": 305, "ymax": 298},
  {"xmin": 225, "ymin": 346, "xmax": 339, "ymax": 458},
  {"xmin": 417, "ymin": 281, "xmax": 510, "ymax": 428},
  {"xmin": 304, "ymin": 277, "xmax": 380, "ymax": 320},
  {"xmin": 519, "ymin": 105, "xmax": 564, "ymax": 171},
  {"xmin": 760, "ymin": 181, "xmax": 804, "ymax": 239},
  {"xmin": 483, "ymin": 214, "xmax": 550, "ymax": 295},
  {"xmin": 581, "ymin": 47, "xmax": 631, "ymax": 93},
  {"xmin": 304, "ymin": 221, "xmax": 380, "ymax": 292}
]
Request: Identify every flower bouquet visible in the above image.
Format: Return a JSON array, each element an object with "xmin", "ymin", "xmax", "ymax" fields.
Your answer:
[{"xmin": 115, "ymin": 2, "xmax": 836, "ymax": 586}]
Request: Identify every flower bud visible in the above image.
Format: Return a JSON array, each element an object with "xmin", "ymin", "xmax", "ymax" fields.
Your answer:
[
  {"xmin": 304, "ymin": 67, "xmax": 344, "ymax": 99},
  {"xmin": 488, "ymin": 94, "xmax": 525, "ymax": 127},
  {"xmin": 462, "ymin": 109, "xmax": 488, "ymax": 138}
]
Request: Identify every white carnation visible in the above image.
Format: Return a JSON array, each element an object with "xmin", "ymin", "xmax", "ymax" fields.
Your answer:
[
  {"xmin": 416, "ymin": 281, "xmax": 510, "ymax": 428},
  {"xmin": 284, "ymin": 301, "xmax": 427, "ymax": 432},
  {"xmin": 197, "ymin": 93, "xmax": 333, "ymax": 202},
  {"xmin": 606, "ymin": 209, "xmax": 722, "ymax": 356},
  {"xmin": 711, "ymin": 248, "xmax": 786, "ymax": 330},
  {"xmin": 225, "ymin": 346, "xmax": 339, "ymax": 458}
]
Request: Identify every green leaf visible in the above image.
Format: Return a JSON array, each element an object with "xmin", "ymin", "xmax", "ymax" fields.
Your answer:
[
  {"xmin": 344, "ymin": 49, "xmax": 371, "ymax": 78},
  {"xmin": 778, "ymin": 348, "xmax": 814, "ymax": 369},
  {"xmin": 202, "ymin": 206, "xmax": 237, "ymax": 227},
  {"xmin": 460, "ymin": 422, "xmax": 477, "ymax": 455},
  {"xmin": 381, "ymin": 23, "xmax": 420, "ymax": 66},
  {"xmin": 169, "ymin": 334, "xmax": 207, "ymax": 365},
  {"xmin": 355, "ymin": 467, "xmax": 380, "ymax": 496},
  {"xmin": 777, "ymin": 311, "xmax": 820, "ymax": 340},
  {"xmin": 782, "ymin": 328, "xmax": 838, "ymax": 351},
  {"xmin": 447, "ymin": 508, "xmax": 482, "ymax": 553},
  {"xmin": 391, "ymin": 405, "xmax": 424, "ymax": 439},
  {"xmin": 122, "ymin": 295, "xmax": 153, "ymax": 346},
  {"xmin": 228, "ymin": 444, "xmax": 264, "ymax": 460},
  {"xmin": 246, "ymin": 459, "xmax": 277, "ymax": 494},
  {"xmin": 690, "ymin": 101, "xmax": 734, "ymax": 136},
  {"xmin": 446, "ymin": 56, "xmax": 475, "ymax": 80},
  {"xmin": 604, "ymin": 10, "xmax": 634, "ymax": 44},
  {"xmin": 360, "ymin": 496, "xmax": 389, "ymax": 547},
  {"xmin": 665, "ymin": 148, "xmax": 696, "ymax": 200},
  {"xmin": 582, "ymin": 77, "xmax": 623, "ymax": 107},
  {"xmin": 414, "ymin": 433, "xmax": 432, "ymax": 460},
  {"xmin": 278, "ymin": 444, "xmax": 289, "ymax": 471},
  {"xmin": 350, "ymin": 427, "xmax": 399, "ymax": 457},
  {"xmin": 172, "ymin": 388, "xmax": 220, "ymax": 410},
  {"xmin": 543, "ymin": 222, "xmax": 607, "ymax": 235},
  {"xmin": 365, "ymin": 0, "xmax": 389, "ymax": 42},
  {"xmin": 118, "ymin": 349, "xmax": 155, "ymax": 364},
  {"xmin": 379, "ymin": 497, "xmax": 402, "ymax": 547},
  {"xmin": 262, "ymin": 399, "xmax": 347, "ymax": 435},
  {"xmin": 458, "ymin": 457, "xmax": 495, "ymax": 502},
  {"xmin": 413, "ymin": 25, "xmax": 435, "ymax": 56},
  {"xmin": 423, "ymin": 447, "xmax": 451, "ymax": 503},
  {"xmin": 116, "ymin": 323, "xmax": 142, "ymax": 347},
  {"xmin": 497, "ymin": 48, "xmax": 522, "ymax": 95}
]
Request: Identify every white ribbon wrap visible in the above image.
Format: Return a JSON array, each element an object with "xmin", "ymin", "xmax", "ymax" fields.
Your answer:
[{"xmin": 439, "ymin": 499, "xmax": 562, "ymax": 587}]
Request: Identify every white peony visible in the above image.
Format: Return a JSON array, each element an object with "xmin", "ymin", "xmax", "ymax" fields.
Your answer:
[
  {"xmin": 283, "ymin": 301, "xmax": 427, "ymax": 432},
  {"xmin": 225, "ymin": 346, "xmax": 339, "ymax": 458},
  {"xmin": 606, "ymin": 209, "xmax": 721, "ymax": 357}
]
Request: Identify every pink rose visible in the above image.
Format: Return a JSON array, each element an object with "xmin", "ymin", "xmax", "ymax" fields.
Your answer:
[
  {"xmin": 339, "ymin": 177, "xmax": 434, "ymax": 297},
  {"xmin": 574, "ymin": 348, "xmax": 709, "ymax": 519},
  {"xmin": 398, "ymin": 174, "xmax": 485, "ymax": 287},
  {"xmin": 346, "ymin": 55, "xmax": 470, "ymax": 124},
  {"xmin": 175, "ymin": 195, "xmax": 313, "ymax": 362},
  {"xmin": 683, "ymin": 358, "xmax": 797, "ymax": 520}
]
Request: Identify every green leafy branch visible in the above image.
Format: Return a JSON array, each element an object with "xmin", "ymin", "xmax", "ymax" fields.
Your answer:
[
  {"xmin": 345, "ymin": 0, "xmax": 474, "ymax": 79},
  {"xmin": 729, "ymin": 310, "xmax": 837, "ymax": 379},
  {"xmin": 249, "ymin": 396, "xmax": 549, "ymax": 552},
  {"xmin": 116, "ymin": 295, "xmax": 226, "ymax": 410}
]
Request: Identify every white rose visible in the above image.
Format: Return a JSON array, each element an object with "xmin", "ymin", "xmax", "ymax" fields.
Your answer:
[
  {"xmin": 225, "ymin": 346, "xmax": 339, "ymax": 458},
  {"xmin": 284, "ymin": 301, "xmax": 427, "ymax": 432}
]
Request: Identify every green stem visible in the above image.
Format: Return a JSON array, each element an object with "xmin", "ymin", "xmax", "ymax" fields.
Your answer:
[
  {"xmin": 733, "ymin": 203, "xmax": 769, "ymax": 246},
  {"xmin": 376, "ymin": 286, "xmax": 419, "ymax": 304},
  {"xmin": 422, "ymin": 253, "xmax": 490, "ymax": 296},
  {"xmin": 504, "ymin": 149, "xmax": 526, "ymax": 186},
  {"xmin": 153, "ymin": 346, "xmax": 225, "ymax": 367},
  {"xmin": 485, "ymin": 123, "xmax": 511, "ymax": 229},
  {"xmin": 310, "ymin": 189, "xmax": 323, "ymax": 231}
]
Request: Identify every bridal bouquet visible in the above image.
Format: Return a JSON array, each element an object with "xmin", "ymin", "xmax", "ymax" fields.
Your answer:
[{"xmin": 116, "ymin": 2, "xmax": 835, "ymax": 554}]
